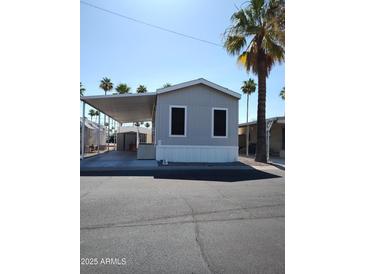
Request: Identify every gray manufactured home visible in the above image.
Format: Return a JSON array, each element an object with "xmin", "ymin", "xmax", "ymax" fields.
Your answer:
[{"xmin": 81, "ymin": 78, "xmax": 241, "ymax": 162}]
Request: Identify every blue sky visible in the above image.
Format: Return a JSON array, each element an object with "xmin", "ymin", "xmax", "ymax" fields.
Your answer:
[{"xmin": 80, "ymin": 0, "xmax": 285, "ymax": 123}]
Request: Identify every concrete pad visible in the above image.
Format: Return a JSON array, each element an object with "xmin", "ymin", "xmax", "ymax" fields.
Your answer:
[{"xmin": 80, "ymin": 151, "xmax": 158, "ymax": 171}]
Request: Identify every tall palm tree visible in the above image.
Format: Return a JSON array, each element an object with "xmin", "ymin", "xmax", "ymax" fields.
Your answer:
[
  {"xmin": 99, "ymin": 78, "xmax": 113, "ymax": 126},
  {"xmin": 136, "ymin": 85, "xmax": 147, "ymax": 93},
  {"xmin": 88, "ymin": 109, "xmax": 95, "ymax": 122},
  {"xmin": 280, "ymin": 87, "xmax": 285, "ymax": 100},
  {"xmin": 80, "ymin": 82, "xmax": 85, "ymax": 96},
  {"xmin": 115, "ymin": 83, "xmax": 131, "ymax": 94},
  {"xmin": 224, "ymin": 0, "xmax": 285, "ymax": 162},
  {"xmin": 241, "ymin": 78, "xmax": 257, "ymax": 156}
]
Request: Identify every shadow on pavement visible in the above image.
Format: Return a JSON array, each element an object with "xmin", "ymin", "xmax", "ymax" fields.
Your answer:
[{"xmin": 80, "ymin": 168, "xmax": 280, "ymax": 182}]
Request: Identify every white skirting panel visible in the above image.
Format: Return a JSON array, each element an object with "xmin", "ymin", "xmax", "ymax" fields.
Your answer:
[{"xmin": 156, "ymin": 145, "xmax": 238, "ymax": 163}]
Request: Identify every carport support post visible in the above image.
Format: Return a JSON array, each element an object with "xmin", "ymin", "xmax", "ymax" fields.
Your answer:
[
  {"xmin": 81, "ymin": 101, "xmax": 85, "ymax": 160},
  {"xmin": 266, "ymin": 120, "xmax": 273, "ymax": 162},
  {"xmin": 114, "ymin": 123, "xmax": 117, "ymax": 151},
  {"xmin": 98, "ymin": 113, "xmax": 100, "ymax": 154},
  {"xmin": 115, "ymin": 121, "xmax": 117, "ymax": 151},
  {"xmin": 107, "ymin": 116, "xmax": 110, "ymax": 152}
]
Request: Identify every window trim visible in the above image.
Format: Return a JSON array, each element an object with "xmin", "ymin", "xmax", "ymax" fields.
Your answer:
[
  {"xmin": 169, "ymin": 105, "xmax": 187, "ymax": 137},
  {"xmin": 211, "ymin": 107, "xmax": 228, "ymax": 138}
]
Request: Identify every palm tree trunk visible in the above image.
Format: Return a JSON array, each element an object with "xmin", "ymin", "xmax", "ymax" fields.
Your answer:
[
  {"xmin": 246, "ymin": 94, "xmax": 249, "ymax": 156},
  {"xmin": 255, "ymin": 52, "xmax": 267, "ymax": 163}
]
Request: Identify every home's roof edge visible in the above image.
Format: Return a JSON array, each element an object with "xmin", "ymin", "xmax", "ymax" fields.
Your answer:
[{"xmin": 156, "ymin": 78, "xmax": 241, "ymax": 99}]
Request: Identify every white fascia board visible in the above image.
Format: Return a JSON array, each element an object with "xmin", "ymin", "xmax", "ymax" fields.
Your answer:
[
  {"xmin": 80, "ymin": 92, "xmax": 157, "ymax": 101},
  {"xmin": 156, "ymin": 78, "xmax": 241, "ymax": 99}
]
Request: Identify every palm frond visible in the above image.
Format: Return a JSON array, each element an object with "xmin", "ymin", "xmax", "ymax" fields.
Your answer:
[{"xmin": 224, "ymin": 35, "xmax": 246, "ymax": 55}]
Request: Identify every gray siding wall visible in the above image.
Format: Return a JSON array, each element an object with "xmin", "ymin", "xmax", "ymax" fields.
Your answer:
[{"xmin": 155, "ymin": 84, "xmax": 239, "ymax": 146}]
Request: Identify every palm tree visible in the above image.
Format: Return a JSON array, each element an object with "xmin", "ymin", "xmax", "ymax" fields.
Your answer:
[
  {"xmin": 136, "ymin": 85, "xmax": 147, "ymax": 93},
  {"xmin": 280, "ymin": 87, "xmax": 285, "ymax": 100},
  {"xmin": 162, "ymin": 83, "xmax": 172, "ymax": 88},
  {"xmin": 80, "ymin": 82, "xmax": 85, "ymax": 96},
  {"xmin": 241, "ymin": 78, "xmax": 257, "ymax": 156},
  {"xmin": 115, "ymin": 83, "xmax": 131, "ymax": 94},
  {"xmin": 88, "ymin": 109, "xmax": 95, "ymax": 122},
  {"xmin": 224, "ymin": 0, "xmax": 285, "ymax": 162},
  {"xmin": 99, "ymin": 78, "xmax": 113, "ymax": 126},
  {"xmin": 99, "ymin": 77, "xmax": 113, "ymax": 96}
]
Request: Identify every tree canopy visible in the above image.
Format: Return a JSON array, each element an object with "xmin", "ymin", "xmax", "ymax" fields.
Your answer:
[
  {"xmin": 224, "ymin": 0, "xmax": 285, "ymax": 77},
  {"xmin": 162, "ymin": 83, "xmax": 172, "ymax": 88},
  {"xmin": 241, "ymin": 78, "xmax": 257, "ymax": 95},
  {"xmin": 136, "ymin": 85, "xmax": 147, "ymax": 93},
  {"xmin": 99, "ymin": 77, "xmax": 113, "ymax": 95},
  {"xmin": 115, "ymin": 83, "xmax": 131, "ymax": 94}
]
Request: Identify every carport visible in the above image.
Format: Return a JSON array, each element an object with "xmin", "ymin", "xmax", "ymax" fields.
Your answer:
[{"xmin": 80, "ymin": 92, "xmax": 157, "ymax": 160}]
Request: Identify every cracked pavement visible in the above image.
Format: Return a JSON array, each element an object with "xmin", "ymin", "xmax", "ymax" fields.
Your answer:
[{"xmin": 81, "ymin": 169, "xmax": 284, "ymax": 273}]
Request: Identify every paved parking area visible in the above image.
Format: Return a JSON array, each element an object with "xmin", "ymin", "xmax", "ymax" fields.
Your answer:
[
  {"xmin": 81, "ymin": 167, "xmax": 284, "ymax": 273},
  {"xmin": 80, "ymin": 151, "xmax": 158, "ymax": 170}
]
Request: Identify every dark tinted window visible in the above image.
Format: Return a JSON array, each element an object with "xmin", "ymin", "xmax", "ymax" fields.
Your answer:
[
  {"xmin": 171, "ymin": 107, "xmax": 185, "ymax": 135},
  {"xmin": 214, "ymin": 109, "xmax": 227, "ymax": 136},
  {"xmin": 282, "ymin": 127, "xmax": 285, "ymax": 149}
]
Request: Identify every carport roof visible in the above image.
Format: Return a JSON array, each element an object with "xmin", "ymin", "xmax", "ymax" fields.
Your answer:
[
  {"xmin": 238, "ymin": 116, "xmax": 285, "ymax": 127},
  {"xmin": 80, "ymin": 92, "xmax": 156, "ymax": 123}
]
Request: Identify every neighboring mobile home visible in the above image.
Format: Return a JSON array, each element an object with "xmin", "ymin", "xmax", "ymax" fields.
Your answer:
[
  {"xmin": 81, "ymin": 78, "xmax": 241, "ymax": 162},
  {"xmin": 79, "ymin": 117, "xmax": 107, "ymax": 152},
  {"xmin": 238, "ymin": 116, "xmax": 285, "ymax": 158}
]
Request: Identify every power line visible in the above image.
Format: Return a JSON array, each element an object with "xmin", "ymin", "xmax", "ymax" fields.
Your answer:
[{"xmin": 80, "ymin": 0, "xmax": 222, "ymax": 47}]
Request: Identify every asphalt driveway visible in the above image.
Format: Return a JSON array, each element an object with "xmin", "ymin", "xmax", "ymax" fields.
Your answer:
[{"xmin": 80, "ymin": 168, "xmax": 284, "ymax": 273}]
